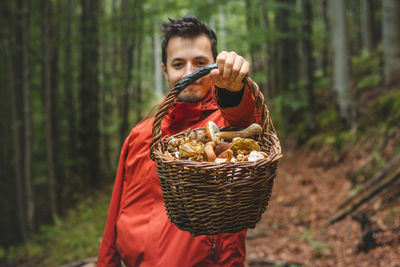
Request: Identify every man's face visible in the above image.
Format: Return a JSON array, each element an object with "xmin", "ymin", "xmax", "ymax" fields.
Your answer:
[{"xmin": 162, "ymin": 34, "xmax": 214, "ymax": 102}]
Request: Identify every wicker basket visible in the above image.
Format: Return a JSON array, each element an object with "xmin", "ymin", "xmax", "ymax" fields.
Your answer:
[{"xmin": 150, "ymin": 64, "xmax": 282, "ymax": 236}]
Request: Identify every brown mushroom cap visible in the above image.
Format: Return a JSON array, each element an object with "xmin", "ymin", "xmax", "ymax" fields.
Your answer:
[{"xmin": 214, "ymin": 141, "xmax": 231, "ymax": 157}]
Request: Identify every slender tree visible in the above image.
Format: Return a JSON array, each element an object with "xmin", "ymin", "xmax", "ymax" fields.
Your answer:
[
  {"xmin": 275, "ymin": 0, "xmax": 298, "ymax": 131},
  {"xmin": 1, "ymin": 0, "xmax": 27, "ymax": 242},
  {"xmin": 153, "ymin": 21, "xmax": 163, "ymax": 100},
  {"xmin": 20, "ymin": 0, "xmax": 35, "ymax": 232},
  {"xmin": 330, "ymin": 0, "xmax": 355, "ymax": 128},
  {"xmin": 42, "ymin": 0, "xmax": 58, "ymax": 219},
  {"xmin": 260, "ymin": 0, "xmax": 272, "ymax": 101},
  {"xmin": 382, "ymin": 0, "xmax": 400, "ymax": 87},
  {"xmin": 119, "ymin": 0, "xmax": 133, "ymax": 142},
  {"xmin": 134, "ymin": 0, "xmax": 144, "ymax": 122},
  {"xmin": 302, "ymin": 0, "xmax": 315, "ymax": 133},
  {"xmin": 79, "ymin": 0, "xmax": 100, "ymax": 186},
  {"xmin": 360, "ymin": 0, "xmax": 373, "ymax": 51}
]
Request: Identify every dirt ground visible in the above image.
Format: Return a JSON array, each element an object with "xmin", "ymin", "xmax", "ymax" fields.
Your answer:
[{"xmin": 246, "ymin": 144, "xmax": 400, "ymax": 267}]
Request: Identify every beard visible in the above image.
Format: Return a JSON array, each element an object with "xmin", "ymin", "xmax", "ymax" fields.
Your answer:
[
  {"xmin": 176, "ymin": 81, "xmax": 210, "ymax": 102},
  {"xmin": 177, "ymin": 89, "xmax": 204, "ymax": 103}
]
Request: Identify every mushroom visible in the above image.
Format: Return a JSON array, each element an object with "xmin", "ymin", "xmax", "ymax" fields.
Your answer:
[
  {"xmin": 205, "ymin": 121, "xmax": 220, "ymax": 143},
  {"xmin": 216, "ymin": 149, "xmax": 234, "ymax": 162},
  {"xmin": 179, "ymin": 139, "xmax": 204, "ymax": 159},
  {"xmin": 215, "ymin": 123, "xmax": 262, "ymax": 140},
  {"xmin": 214, "ymin": 141, "xmax": 231, "ymax": 157},
  {"xmin": 167, "ymin": 137, "xmax": 181, "ymax": 152},
  {"xmin": 196, "ymin": 131, "xmax": 207, "ymax": 143},
  {"xmin": 204, "ymin": 141, "xmax": 216, "ymax": 162},
  {"xmin": 185, "ymin": 128, "xmax": 197, "ymax": 141},
  {"xmin": 247, "ymin": 150, "xmax": 269, "ymax": 161},
  {"xmin": 230, "ymin": 137, "xmax": 260, "ymax": 156},
  {"xmin": 236, "ymin": 153, "xmax": 246, "ymax": 161}
]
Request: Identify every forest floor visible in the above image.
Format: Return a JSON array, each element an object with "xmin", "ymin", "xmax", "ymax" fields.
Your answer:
[
  {"xmin": 6, "ymin": 136, "xmax": 400, "ymax": 267},
  {"xmin": 246, "ymin": 141, "xmax": 400, "ymax": 267}
]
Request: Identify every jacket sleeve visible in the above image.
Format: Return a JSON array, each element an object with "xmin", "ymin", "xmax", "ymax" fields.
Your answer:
[
  {"xmin": 214, "ymin": 82, "xmax": 261, "ymax": 127},
  {"xmin": 97, "ymin": 137, "xmax": 130, "ymax": 267}
]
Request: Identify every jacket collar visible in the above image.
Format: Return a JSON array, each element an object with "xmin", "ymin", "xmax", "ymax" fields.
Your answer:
[{"xmin": 162, "ymin": 86, "xmax": 218, "ymax": 135}]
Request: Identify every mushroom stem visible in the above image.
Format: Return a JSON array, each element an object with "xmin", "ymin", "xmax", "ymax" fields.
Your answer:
[
  {"xmin": 216, "ymin": 123, "xmax": 262, "ymax": 140},
  {"xmin": 204, "ymin": 141, "xmax": 216, "ymax": 162}
]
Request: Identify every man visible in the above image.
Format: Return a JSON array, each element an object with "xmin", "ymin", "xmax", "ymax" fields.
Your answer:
[{"xmin": 97, "ymin": 15, "xmax": 260, "ymax": 267}]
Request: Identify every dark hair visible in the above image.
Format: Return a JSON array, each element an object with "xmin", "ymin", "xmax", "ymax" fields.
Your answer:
[{"xmin": 161, "ymin": 15, "xmax": 218, "ymax": 66}]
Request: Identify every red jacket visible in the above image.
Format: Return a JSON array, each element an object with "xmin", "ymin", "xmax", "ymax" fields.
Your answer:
[{"xmin": 97, "ymin": 85, "xmax": 259, "ymax": 267}]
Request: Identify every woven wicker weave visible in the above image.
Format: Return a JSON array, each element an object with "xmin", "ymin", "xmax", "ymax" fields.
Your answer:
[{"xmin": 150, "ymin": 64, "xmax": 282, "ymax": 236}]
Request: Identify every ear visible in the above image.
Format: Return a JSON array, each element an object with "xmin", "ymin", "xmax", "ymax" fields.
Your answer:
[{"xmin": 162, "ymin": 63, "xmax": 169, "ymax": 81}]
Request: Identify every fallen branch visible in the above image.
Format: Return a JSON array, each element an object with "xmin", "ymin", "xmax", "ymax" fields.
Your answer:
[
  {"xmin": 339, "ymin": 153, "xmax": 400, "ymax": 209},
  {"xmin": 328, "ymin": 165, "xmax": 400, "ymax": 225}
]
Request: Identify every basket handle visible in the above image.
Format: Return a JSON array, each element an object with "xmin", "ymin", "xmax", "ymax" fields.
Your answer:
[{"xmin": 150, "ymin": 64, "xmax": 275, "ymax": 159}]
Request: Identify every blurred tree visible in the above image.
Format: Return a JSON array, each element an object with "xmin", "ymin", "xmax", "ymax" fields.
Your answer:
[
  {"xmin": 301, "ymin": 0, "xmax": 315, "ymax": 133},
  {"xmin": 79, "ymin": 0, "xmax": 100, "ymax": 186},
  {"xmin": 62, "ymin": 0, "xmax": 77, "ymax": 182},
  {"xmin": 330, "ymin": 0, "xmax": 355, "ymax": 128},
  {"xmin": 133, "ymin": 0, "xmax": 144, "ymax": 123},
  {"xmin": 0, "ymin": 0, "xmax": 26, "ymax": 243},
  {"xmin": 41, "ymin": 0, "xmax": 58, "ymax": 220},
  {"xmin": 19, "ymin": 0, "xmax": 35, "ymax": 233},
  {"xmin": 360, "ymin": 0, "xmax": 373, "ymax": 51},
  {"xmin": 275, "ymin": 0, "xmax": 299, "ymax": 130},
  {"xmin": 382, "ymin": 0, "xmax": 400, "ymax": 87}
]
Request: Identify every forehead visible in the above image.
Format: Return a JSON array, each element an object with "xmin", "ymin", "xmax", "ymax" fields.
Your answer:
[{"xmin": 166, "ymin": 34, "xmax": 213, "ymax": 63}]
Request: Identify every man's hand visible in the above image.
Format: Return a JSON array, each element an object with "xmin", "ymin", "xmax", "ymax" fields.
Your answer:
[{"xmin": 210, "ymin": 51, "xmax": 250, "ymax": 92}]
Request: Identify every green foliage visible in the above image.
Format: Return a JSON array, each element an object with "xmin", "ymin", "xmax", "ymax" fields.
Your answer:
[
  {"xmin": 5, "ymin": 186, "xmax": 112, "ymax": 266},
  {"xmin": 298, "ymin": 229, "xmax": 331, "ymax": 257},
  {"xmin": 384, "ymin": 207, "xmax": 400, "ymax": 225},
  {"xmin": 352, "ymin": 48, "xmax": 383, "ymax": 90}
]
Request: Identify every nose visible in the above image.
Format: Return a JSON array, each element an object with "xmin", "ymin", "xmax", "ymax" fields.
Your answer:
[{"xmin": 183, "ymin": 63, "xmax": 197, "ymax": 77}]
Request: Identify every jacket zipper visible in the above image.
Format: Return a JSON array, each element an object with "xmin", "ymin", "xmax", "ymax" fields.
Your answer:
[{"xmin": 210, "ymin": 236, "xmax": 216, "ymax": 259}]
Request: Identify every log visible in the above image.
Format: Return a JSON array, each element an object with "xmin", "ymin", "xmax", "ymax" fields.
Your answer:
[
  {"xmin": 328, "ymin": 165, "xmax": 400, "ymax": 225},
  {"xmin": 339, "ymin": 153, "xmax": 400, "ymax": 209}
]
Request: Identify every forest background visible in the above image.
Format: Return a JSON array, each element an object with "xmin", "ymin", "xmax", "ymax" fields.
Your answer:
[{"xmin": 1, "ymin": 0, "xmax": 399, "ymax": 265}]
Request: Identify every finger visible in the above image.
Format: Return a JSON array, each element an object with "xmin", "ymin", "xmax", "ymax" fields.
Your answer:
[
  {"xmin": 231, "ymin": 56, "xmax": 244, "ymax": 82},
  {"xmin": 216, "ymin": 51, "xmax": 228, "ymax": 75},
  {"xmin": 234, "ymin": 60, "xmax": 250, "ymax": 84},
  {"xmin": 209, "ymin": 68, "xmax": 221, "ymax": 83},
  {"xmin": 222, "ymin": 52, "xmax": 236, "ymax": 80}
]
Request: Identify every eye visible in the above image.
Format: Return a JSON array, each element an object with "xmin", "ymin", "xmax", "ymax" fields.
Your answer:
[
  {"xmin": 172, "ymin": 62, "xmax": 184, "ymax": 68},
  {"xmin": 196, "ymin": 61, "xmax": 206, "ymax": 67}
]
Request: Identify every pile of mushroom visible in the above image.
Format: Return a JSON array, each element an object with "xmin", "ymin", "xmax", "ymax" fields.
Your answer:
[{"xmin": 164, "ymin": 121, "xmax": 269, "ymax": 163}]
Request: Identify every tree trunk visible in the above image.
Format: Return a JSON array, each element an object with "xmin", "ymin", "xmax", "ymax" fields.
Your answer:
[
  {"xmin": 302, "ymin": 0, "xmax": 315, "ymax": 133},
  {"xmin": 360, "ymin": 0, "xmax": 373, "ymax": 51},
  {"xmin": 1, "ymin": 0, "xmax": 27, "ymax": 241},
  {"xmin": 153, "ymin": 22, "xmax": 163, "ymax": 101},
  {"xmin": 275, "ymin": 0, "xmax": 298, "ymax": 131},
  {"xmin": 79, "ymin": 0, "xmax": 100, "ymax": 186},
  {"xmin": 218, "ymin": 5, "xmax": 227, "ymax": 50},
  {"xmin": 20, "ymin": 0, "xmax": 35, "ymax": 232},
  {"xmin": 370, "ymin": 0, "xmax": 382, "ymax": 49},
  {"xmin": 42, "ymin": 0, "xmax": 58, "ymax": 220},
  {"xmin": 260, "ymin": 0, "xmax": 272, "ymax": 102},
  {"xmin": 134, "ymin": 0, "xmax": 144, "ymax": 123},
  {"xmin": 382, "ymin": 0, "xmax": 400, "ymax": 87},
  {"xmin": 64, "ymin": 0, "xmax": 78, "ymax": 182},
  {"xmin": 119, "ymin": 0, "xmax": 130, "ymax": 142},
  {"xmin": 321, "ymin": 0, "xmax": 330, "ymax": 76},
  {"xmin": 330, "ymin": 0, "xmax": 355, "ymax": 128}
]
